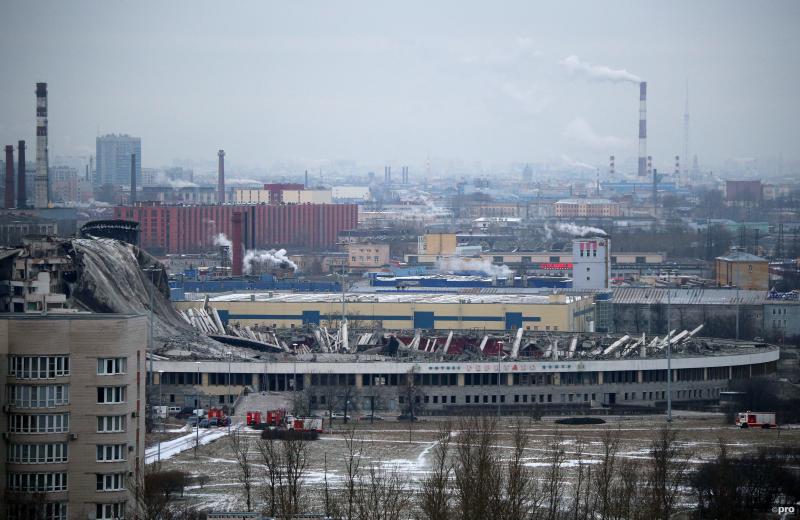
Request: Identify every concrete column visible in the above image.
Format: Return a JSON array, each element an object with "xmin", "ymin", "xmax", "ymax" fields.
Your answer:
[
  {"xmin": 598, "ymin": 371, "xmax": 603, "ymax": 384},
  {"xmin": 304, "ymin": 374, "xmax": 312, "ymax": 389},
  {"xmin": 354, "ymin": 374, "xmax": 363, "ymax": 388},
  {"xmin": 553, "ymin": 373, "xmax": 561, "ymax": 385},
  {"xmin": 457, "ymin": 373, "xmax": 465, "ymax": 386},
  {"xmin": 637, "ymin": 370, "xmax": 643, "ymax": 383},
  {"xmin": 201, "ymin": 372, "xmax": 208, "ymax": 386},
  {"xmin": 729, "ymin": 366, "xmax": 733, "ymax": 380},
  {"xmin": 703, "ymin": 367, "xmax": 708, "ymax": 381}
]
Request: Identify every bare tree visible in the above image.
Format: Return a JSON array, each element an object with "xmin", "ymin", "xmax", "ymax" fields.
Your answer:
[
  {"xmin": 543, "ymin": 428, "xmax": 567, "ymax": 520},
  {"xmin": 592, "ymin": 426, "xmax": 621, "ymax": 520},
  {"xmin": 355, "ymin": 463, "xmax": 411, "ymax": 520},
  {"xmin": 453, "ymin": 417, "xmax": 501, "ymax": 520},
  {"xmin": 503, "ymin": 421, "xmax": 542, "ymax": 520},
  {"xmin": 644, "ymin": 425, "xmax": 689, "ymax": 520},
  {"xmin": 230, "ymin": 429, "xmax": 255, "ymax": 511},
  {"xmin": 419, "ymin": 422, "xmax": 453, "ymax": 520},
  {"xmin": 570, "ymin": 436, "xmax": 592, "ymax": 520}
]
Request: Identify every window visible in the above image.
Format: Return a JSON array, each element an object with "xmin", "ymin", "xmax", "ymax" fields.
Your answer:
[
  {"xmin": 97, "ymin": 415, "xmax": 126, "ymax": 433},
  {"xmin": 96, "ymin": 444, "xmax": 127, "ymax": 462},
  {"xmin": 8, "ymin": 355, "xmax": 69, "ymax": 379},
  {"xmin": 9, "ymin": 413, "xmax": 69, "ymax": 434},
  {"xmin": 7, "ymin": 502, "xmax": 67, "ymax": 520},
  {"xmin": 96, "ymin": 503, "xmax": 126, "ymax": 520},
  {"xmin": 97, "ymin": 386, "xmax": 127, "ymax": 404},
  {"xmin": 8, "ymin": 384, "xmax": 70, "ymax": 408},
  {"xmin": 7, "ymin": 443, "xmax": 68, "ymax": 464},
  {"xmin": 97, "ymin": 358, "xmax": 127, "ymax": 375},
  {"xmin": 97, "ymin": 473, "xmax": 126, "ymax": 491},
  {"xmin": 7, "ymin": 472, "xmax": 68, "ymax": 492}
]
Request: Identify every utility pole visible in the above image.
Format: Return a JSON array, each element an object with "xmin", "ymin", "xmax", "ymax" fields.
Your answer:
[
  {"xmin": 227, "ymin": 351, "xmax": 232, "ymax": 433},
  {"xmin": 195, "ymin": 361, "xmax": 201, "ymax": 458},
  {"xmin": 666, "ymin": 289, "xmax": 672, "ymax": 423},
  {"xmin": 497, "ymin": 341, "xmax": 502, "ymax": 417}
]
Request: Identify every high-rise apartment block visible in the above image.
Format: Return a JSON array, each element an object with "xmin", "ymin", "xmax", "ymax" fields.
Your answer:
[
  {"xmin": 95, "ymin": 135, "xmax": 141, "ymax": 187},
  {"xmin": 0, "ymin": 313, "xmax": 146, "ymax": 520}
]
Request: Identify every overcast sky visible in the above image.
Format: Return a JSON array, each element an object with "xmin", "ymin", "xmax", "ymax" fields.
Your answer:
[{"xmin": 1, "ymin": 1, "xmax": 798, "ymax": 172}]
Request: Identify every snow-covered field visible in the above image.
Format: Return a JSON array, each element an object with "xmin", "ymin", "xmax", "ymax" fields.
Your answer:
[{"xmin": 150, "ymin": 414, "xmax": 800, "ymax": 513}]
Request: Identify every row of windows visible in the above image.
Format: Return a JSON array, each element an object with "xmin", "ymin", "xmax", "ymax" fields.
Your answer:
[
  {"xmin": 96, "ymin": 473, "xmax": 126, "ymax": 491},
  {"xmin": 8, "ymin": 356, "xmax": 69, "ymax": 379},
  {"xmin": 7, "ymin": 472, "xmax": 68, "ymax": 492},
  {"xmin": 207, "ymin": 373, "xmax": 253, "ymax": 386},
  {"xmin": 97, "ymin": 415, "xmax": 127, "ymax": 433},
  {"xmin": 97, "ymin": 386, "xmax": 127, "ymax": 404},
  {"xmin": 7, "ymin": 443, "xmax": 68, "ymax": 464},
  {"xmin": 7, "ymin": 502, "xmax": 68, "ymax": 520},
  {"xmin": 7, "ymin": 384, "xmax": 70, "ymax": 408},
  {"xmin": 97, "ymin": 358, "xmax": 127, "ymax": 375},
  {"xmin": 97, "ymin": 503, "xmax": 126, "ymax": 520},
  {"xmin": 97, "ymin": 444, "xmax": 127, "ymax": 462},
  {"xmin": 9, "ymin": 413, "xmax": 70, "ymax": 434}
]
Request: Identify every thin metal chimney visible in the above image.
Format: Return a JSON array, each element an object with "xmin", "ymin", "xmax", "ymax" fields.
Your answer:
[
  {"xmin": 609, "ymin": 155, "xmax": 615, "ymax": 178},
  {"xmin": 304, "ymin": 169, "xmax": 308, "ymax": 188},
  {"xmin": 34, "ymin": 82, "xmax": 49, "ymax": 208},
  {"xmin": 674, "ymin": 155, "xmax": 680, "ymax": 176},
  {"xmin": 130, "ymin": 153, "xmax": 137, "ymax": 205},
  {"xmin": 217, "ymin": 149, "xmax": 225, "ymax": 204},
  {"xmin": 4, "ymin": 145, "xmax": 14, "ymax": 208},
  {"xmin": 17, "ymin": 140, "xmax": 26, "ymax": 208},
  {"xmin": 637, "ymin": 81, "xmax": 647, "ymax": 177},
  {"xmin": 231, "ymin": 212, "xmax": 243, "ymax": 276}
]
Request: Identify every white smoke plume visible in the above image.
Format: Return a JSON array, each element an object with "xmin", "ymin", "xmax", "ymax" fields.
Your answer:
[
  {"xmin": 213, "ymin": 233, "xmax": 233, "ymax": 260},
  {"xmin": 561, "ymin": 54, "xmax": 642, "ymax": 84},
  {"xmin": 243, "ymin": 248, "xmax": 298, "ymax": 274},
  {"xmin": 554, "ymin": 223, "xmax": 607, "ymax": 237},
  {"xmin": 437, "ymin": 256, "xmax": 513, "ymax": 279}
]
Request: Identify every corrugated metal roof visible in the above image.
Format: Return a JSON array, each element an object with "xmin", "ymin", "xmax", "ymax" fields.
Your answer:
[{"xmin": 611, "ymin": 287, "xmax": 768, "ymax": 305}]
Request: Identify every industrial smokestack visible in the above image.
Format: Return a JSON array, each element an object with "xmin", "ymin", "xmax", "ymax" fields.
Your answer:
[
  {"xmin": 231, "ymin": 212, "xmax": 243, "ymax": 276},
  {"xmin": 130, "ymin": 153, "xmax": 137, "ymax": 205},
  {"xmin": 609, "ymin": 155, "xmax": 615, "ymax": 177},
  {"xmin": 34, "ymin": 82, "xmax": 49, "ymax": 208},
  {"xmin": 647, "ymin": 156, "xmax": 652, "ymax": 176},
  {"xmin": 674, "ymin": 155, "xmax": 680, "ymax": 176},
  {"xmin": 637, "ymin": 81, "xmax": 647, "ymax": 177},
  {"xmin": 4, "ymin": 145, "xmax": 14, "ymax": 209},
  {"xmin": 17, "ymin": 140, "xmax": 25, "ymax": 208},
  {"xmin": 217, "ymin": 149, "xmax": 225, "ymax": 204},
  {"xmin": 304, "ymin": 169, "xmax": 308, "ymax": 188}
]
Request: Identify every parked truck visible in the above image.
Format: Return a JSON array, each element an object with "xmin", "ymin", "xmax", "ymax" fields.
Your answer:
[{"xmin": 736, "ymin": 411, "xmax": 777, "ymax": 429}]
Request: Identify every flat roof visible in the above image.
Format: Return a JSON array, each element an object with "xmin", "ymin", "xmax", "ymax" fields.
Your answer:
[{"xmin": 196, "ymin": 292, "xmax": 585, "ymax": 305}]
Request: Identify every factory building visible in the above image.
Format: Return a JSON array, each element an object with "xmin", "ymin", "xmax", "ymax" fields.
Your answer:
[
  {"xmin": 176, "ymin": 292, "xmax": 595, "ymax": 332},
  {"xmin": 114, "ymin": 203, "xmax": 358, "ymax": 255},
  {"xmin": 553, "ymin": 198, "xmax": 621, "ymax": 218},
  {"xmin": 0, "ymin": 313, "xmax": 146, "ymax": 520},
  {"xmin": 715, "ymin": 250, "xmax": 769, "ymax": 290}
]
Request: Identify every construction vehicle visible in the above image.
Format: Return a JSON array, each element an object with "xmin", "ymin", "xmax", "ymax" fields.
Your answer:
[{"xmin": 736, "ymin": 411, "xmax": 777, "ymax": 429}]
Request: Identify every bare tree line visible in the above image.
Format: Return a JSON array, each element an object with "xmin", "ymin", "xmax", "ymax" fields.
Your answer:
[{"xmin": 138, "ymin": 419, "xmax": 798, "ymax": 520}]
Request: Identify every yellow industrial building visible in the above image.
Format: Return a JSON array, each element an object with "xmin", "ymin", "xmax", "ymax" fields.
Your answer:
[{"xmin": 176, "ymin": 292, "xmax": 595, "ymax": 332}]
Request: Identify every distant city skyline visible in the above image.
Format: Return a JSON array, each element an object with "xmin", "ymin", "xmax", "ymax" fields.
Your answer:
[{"xmin": 1, "ymin": 1, "xmax": 798, "ymax": 171}]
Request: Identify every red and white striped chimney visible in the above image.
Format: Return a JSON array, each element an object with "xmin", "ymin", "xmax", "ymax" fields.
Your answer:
[{"xmin": 637, "ymin": 82, "xmax": 647, "ymax": 177}]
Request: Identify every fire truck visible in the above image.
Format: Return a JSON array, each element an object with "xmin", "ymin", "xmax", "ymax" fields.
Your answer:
[
  {"xmin": 735, "ymin": 411, "xmax": 777, "ymax": 429},
  {"xmin": 246, "ymin": 409, "xmax": 322, "ymax": 433}
]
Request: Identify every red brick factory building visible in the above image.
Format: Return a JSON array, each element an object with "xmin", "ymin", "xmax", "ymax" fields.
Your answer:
[{"xmin": 114, "ymin": 203, "xmax": 358, "ymax": 255}]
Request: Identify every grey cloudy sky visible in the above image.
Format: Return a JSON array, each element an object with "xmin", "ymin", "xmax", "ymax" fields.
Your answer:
[{"xmin": 1, "ymin": 1, "xmax": 798, "ymax": 172}]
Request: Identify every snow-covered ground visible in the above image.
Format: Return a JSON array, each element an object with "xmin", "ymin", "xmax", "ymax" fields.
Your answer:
[{"xmin": 146, "ymin": 426, "xmax": 235, "ymax": 464}]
